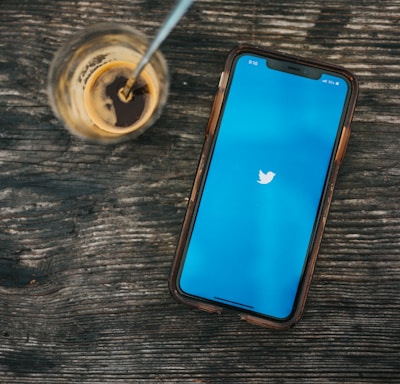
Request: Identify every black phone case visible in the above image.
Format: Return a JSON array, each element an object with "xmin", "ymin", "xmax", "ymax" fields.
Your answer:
[{"xmin": 169, "ymin": 45, "xmax": 359, "ymax": 329}]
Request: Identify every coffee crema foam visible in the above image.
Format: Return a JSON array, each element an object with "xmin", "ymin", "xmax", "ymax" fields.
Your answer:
[{"xmin": 84, "ymin": 61, "xmax": 158, "ymax": 135}]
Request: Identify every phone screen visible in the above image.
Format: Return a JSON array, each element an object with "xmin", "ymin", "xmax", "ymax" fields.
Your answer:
[{"xmin": 178, "ymin": 53, "xmax": 350, "ymax": 321}]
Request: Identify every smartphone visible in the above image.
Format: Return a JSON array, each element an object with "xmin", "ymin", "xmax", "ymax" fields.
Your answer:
[{"xmin": 169, "ymin": 46, "xmax": 358, "ymax": 329}]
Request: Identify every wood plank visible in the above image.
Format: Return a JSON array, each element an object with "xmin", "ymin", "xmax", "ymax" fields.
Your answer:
[{"xmin": 1, "ymin": 0, "xmax": 399, "ymax": 382}]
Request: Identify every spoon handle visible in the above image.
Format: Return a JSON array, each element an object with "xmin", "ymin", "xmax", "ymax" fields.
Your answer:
[{"xmin": 122, "ymin": 0, "xmax": 195, "ymax": 98}]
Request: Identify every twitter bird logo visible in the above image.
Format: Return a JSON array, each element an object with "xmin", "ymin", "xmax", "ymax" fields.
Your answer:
[{"xmin": 257, "ymin": 170, "xmax": 276, "ymax": 185}]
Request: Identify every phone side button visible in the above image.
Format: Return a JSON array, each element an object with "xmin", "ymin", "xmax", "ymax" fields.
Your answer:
[
  {"xmin": 218, "ymin": 71, "xmax": 225, "ymax": 88},
  {"xmin": 205, "ymin": 73, "xmax": 226, "ymax": 138},
  {"xmin": 335, "ymin": 126, "xmax": 351, "ymax": 164}
]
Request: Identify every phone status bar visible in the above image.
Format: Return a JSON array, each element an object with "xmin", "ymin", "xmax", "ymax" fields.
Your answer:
[{"xmin": 321, "ymin": 75, "xmax": 343, "ymax": 87}]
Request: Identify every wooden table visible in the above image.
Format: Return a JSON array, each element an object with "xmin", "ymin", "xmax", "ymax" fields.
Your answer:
[{"xmin": 1, "ymin": 1, "xmax": 399, "ymax": 382}]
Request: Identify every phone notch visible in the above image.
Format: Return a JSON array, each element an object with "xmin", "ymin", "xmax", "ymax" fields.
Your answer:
[{"xmin": 266, "ymin": 58, "xmax": 322, "ymax": 80}]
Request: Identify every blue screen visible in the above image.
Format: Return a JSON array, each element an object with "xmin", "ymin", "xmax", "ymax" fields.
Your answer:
[{"xmin": 179, "ymin": 54, "xmax": 349, "ymax": 320}]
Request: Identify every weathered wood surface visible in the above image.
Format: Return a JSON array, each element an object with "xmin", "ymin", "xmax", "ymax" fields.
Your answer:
[{"xmin": 1, "ymin": 0, "xmax": 399, "ymax": 382}]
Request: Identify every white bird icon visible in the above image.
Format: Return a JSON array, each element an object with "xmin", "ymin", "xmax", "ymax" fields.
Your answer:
[{"xmin": 257, "ymin": 170, "xmax": 276, "ymax": 185}]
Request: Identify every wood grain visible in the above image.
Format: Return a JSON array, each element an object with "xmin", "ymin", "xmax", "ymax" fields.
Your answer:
[{"xmin": 1, "ymin": 0, "xmax": 399, "ymax": 382}]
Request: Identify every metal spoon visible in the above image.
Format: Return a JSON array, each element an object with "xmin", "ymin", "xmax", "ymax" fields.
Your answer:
[{"xmin": 121, "ymin": 0, "xmax": 195, "ymax": 100}]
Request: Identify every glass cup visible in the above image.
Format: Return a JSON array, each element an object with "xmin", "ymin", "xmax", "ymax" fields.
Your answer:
[{"xmin": 48, "ymin": 23, "xmax": 169, "ymax": 144}]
